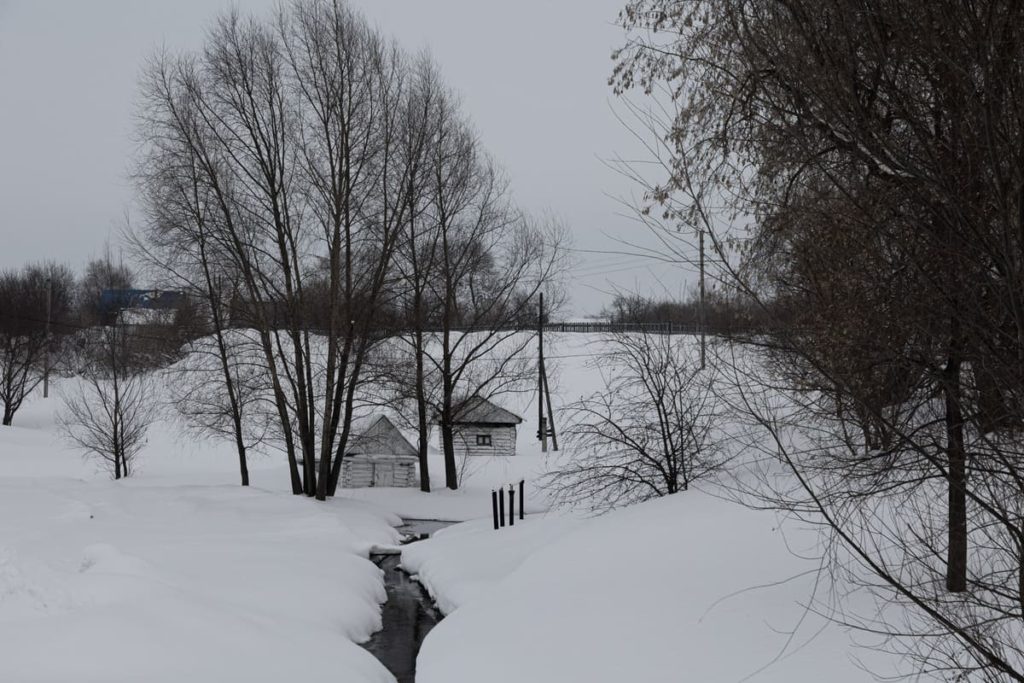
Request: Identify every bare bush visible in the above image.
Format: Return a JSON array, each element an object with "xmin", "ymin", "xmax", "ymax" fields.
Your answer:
[
  {"xmin": 59, "ymin": 325, "xmax": 157, "ymax": 479},
  {"xmin": 546, "ymin": 333, "xmax": 724, "ymax": 511}
]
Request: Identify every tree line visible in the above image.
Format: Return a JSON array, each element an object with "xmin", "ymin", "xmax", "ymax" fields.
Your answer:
[
  {"xmin": 0, "ymin": 252, "xmax": 166, "ymax": 427},
  {"xmin": 601, "ymin": 290, "xmax": 769, "ymax": 335}
]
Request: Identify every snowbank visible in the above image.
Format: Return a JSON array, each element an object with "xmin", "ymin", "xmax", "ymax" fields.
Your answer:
[
  {"xmin": 0, "ymin": 385, "xmax": 404, "ymax": 683},
  {"xmin": 402, "ymin": 514, "xmax": 581, "ymax": 614},
  {"xmin": 0, "ymin": 477, "xmax": 402, "ymax": 682},
  {"xmin": 404, "ymin": 492, "xmax": 896, "ymax": 682}
]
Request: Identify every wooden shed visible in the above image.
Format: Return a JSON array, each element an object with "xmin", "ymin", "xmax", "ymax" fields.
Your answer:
[
  {"xmin": 340, "ymin": 414, "xmax": 419, "ymax": 488},
  {"xmin": 440, "ymin": 396, "xmax": 523, "ymax": 458}
]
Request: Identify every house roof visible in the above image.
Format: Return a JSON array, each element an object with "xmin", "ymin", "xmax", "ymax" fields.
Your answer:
[
  {"xmin": 349, "ymin": 413, "xmax": 390, "ymax": 434},
  {"xmin": 348, "ymin": 413, "xmax": 418, "ymax": 457},
  {"xmin": 450, "ymin": 396, "xmax": 523, "ymax": 426}
]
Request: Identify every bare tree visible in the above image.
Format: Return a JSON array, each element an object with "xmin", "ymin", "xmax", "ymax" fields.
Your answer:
[
  {"xmin": 162, "ymin": 329, "xmax": 269, "ymax": 486},
  {"xmin": 132, "ymin": 52, "xmax": 266, "ymax": 488},
  {"xmin": 386, "ymin": 54, "xmax": 447, "ymax": 492},
  {"xmin": 79, "ymin": 247, "xmax": 134, "ymax": 325},
  {"xmin": 420, "ymin": 106, "xmax": 567, "ymax": 489},
  {"xmin": 613, "ymin": 0, "xmax": 1024, "ymax": 678},
  {"xmin": 546, "ymin": 332, "xmax": 724, "ymax": 511},
  {"xmin": 59, "ymin": 324, "xmax": 157, "ymax": 480},
  {"xmin": 0, "ymin": 263, "xmax": 75, "ymax": 426},
  {"xmin": 135, "ymin": 0, "xmax": 476, "ymax": 498}
]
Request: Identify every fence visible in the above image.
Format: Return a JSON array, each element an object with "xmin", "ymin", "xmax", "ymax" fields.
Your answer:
[
  {"xmin": 492, "ymin": 480, "xmax": 526, "ymax": 529},
  {"xmin": 349, "ymin": 321, "xmax": 703, "ymax": 339},
  {"xmin": 542, "ymin": 321, "xmax": 701, "ymax": 335}
]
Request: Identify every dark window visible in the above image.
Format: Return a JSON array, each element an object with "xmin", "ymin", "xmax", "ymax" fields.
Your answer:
[{"xmin": 476, "ymin": 434, "xmax": 492, "ymax": 447}]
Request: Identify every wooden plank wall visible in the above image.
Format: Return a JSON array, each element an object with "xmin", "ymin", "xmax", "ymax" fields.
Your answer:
[
  {"xmin": 341, "ymin": 455, "xmax": 418, "ymax": 488},
  {"xmin": 453, "ymin": 425, "xmax": 517, "ymax": 457}
]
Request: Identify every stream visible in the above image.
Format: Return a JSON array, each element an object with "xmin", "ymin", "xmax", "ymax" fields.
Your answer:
[{"xmin": 363, "ymin": 519, "xmax": 454, "ymax": 683}]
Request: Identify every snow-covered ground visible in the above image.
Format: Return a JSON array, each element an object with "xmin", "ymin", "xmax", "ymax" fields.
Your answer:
[
  {"xmin": 0, "ymin": 333, "xmax": 906, "ymax": 681},
  {"xmin": 404, "ymin": 493, "xmax": 896, "ymax": 682},
  {"xmin": 0, "ymin": 391, "xmax": 402, "ymax": 683}
]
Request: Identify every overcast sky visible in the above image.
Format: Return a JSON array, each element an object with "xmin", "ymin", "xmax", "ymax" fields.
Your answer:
[{"xmin": 0, "ymin": 0, "xmax": 690, "ymax": 314}]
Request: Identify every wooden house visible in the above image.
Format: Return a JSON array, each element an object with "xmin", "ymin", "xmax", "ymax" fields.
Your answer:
[
  {"xmin": 340, "ymin": 414, "xmax": 418, "ymax": 488},
  {"xmin": 440, "ymin": 396, "xmax": 523, "ymax": 458}
]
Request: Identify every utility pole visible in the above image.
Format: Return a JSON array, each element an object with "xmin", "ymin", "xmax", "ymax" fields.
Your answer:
[
  {"xmin": 538, "ymin": 293, "xmax": 548, "ymax": 452},
  {"xmin": 699, "ymin": 226, "xmax": 706, "ymax": 371},
  {"xmin": 43, "ymin": 276, "xmax": 52, "ymax": 398},
  {"xmin": 537, "ymin": 293, "xmax": 558, "ymax": 451}
]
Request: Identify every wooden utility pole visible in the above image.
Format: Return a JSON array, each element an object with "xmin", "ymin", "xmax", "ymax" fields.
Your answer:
[
  {"xmin": 543, "ymin": 364, "xmax": 559, "ymax": 451},
  {"xmin": 699, "ymin": 226, "xmax": 706, "ymax": 370},
  {"xmin": 43, "ymin": 276, "xmax": 52, "ymax": 398},
  {"xmin": 538, "ymin": 293, "xmax": 548, "ymax": 452},
  {"xmin": 537, "ymin": 293, "xmax": 558, "ymax": 451}
]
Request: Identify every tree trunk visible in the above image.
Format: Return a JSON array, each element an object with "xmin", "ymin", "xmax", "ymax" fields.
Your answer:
[
  {"xmin": 442, "ymin": 418, "xmax": 457, "ymax": 490},
  {"xmin": 414, "ymin": 328, "xmax": 431, "ymax": 492},
  {"xmin": 203, "ymin": 266, "xmax": 249, "ymax": 487},
  {"xmin": 945, "ymin": 345, "xmax": 968, "ymax": 593},
  {"xmin": 301, "ymin": 428, "xmax": 317, "ymax": 497},
  {"xmin": 441, "ymin": 281, "xmax": 458, "ymax": 490},
  {"xmin": 441, "ymin": 385, "xmax": 457, "ymax": 490},
  {"xmin": 327, "ymin": 333, "xmax": 372, "ymax": 497},
  {"xmin": 237, "ymin": 445, "xmax": 249, "ymax": 486},
  {"xmin": 326, "ymin": 398, "xmax": 355, "ymax": 497},
  {"xmin": 257, "ymin": 330, "xmax": 302, "ymax": 495},
  {"xmin": 1018, "ymin": 528, "xmax": 1024, "ymax": 617}
]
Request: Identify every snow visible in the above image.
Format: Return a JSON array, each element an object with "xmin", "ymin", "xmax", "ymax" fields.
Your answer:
[
  {"xmin": 404, "ymin": 492, "xmax": 897, "ymax": 682},
  {"xmin": 0, "ymin": 389, "xmax": 402, "ymax": 683},
  {"xmin": 343, "ymin": 453, "xmax": 552, "ymax": 522},
  {"xmin": 344, "ymin": 332, "xmax": 621, "ymax": 522},
  {"xmin": 0, "ymin": 332, "xmax": 908, "ymax": 681}
]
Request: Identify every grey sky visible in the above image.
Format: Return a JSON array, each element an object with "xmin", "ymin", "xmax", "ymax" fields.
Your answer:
[{"xmin": 0, "ymin": 0, "xmax": 690, "ymax": 314}]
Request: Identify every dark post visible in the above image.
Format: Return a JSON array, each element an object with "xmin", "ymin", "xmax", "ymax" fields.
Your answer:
[
  {"xmin": 537, "ymin": 292, "xmax": 559, "ymax": 451},
  {"xmin": 499, "ymin": 487, "xmax": 506, "ymax": 527},
  {"xmin": 491, "ymin": 489, "xmax": 499, "ymax": 530},
  {"xmin": 538, "ymin": 293, "xmax": 548, "ymax": 452},
  {"xmin": 519, "ymin": 479, "xmax": 525, "ymax": 520},
  {"xmin": 508, "ymin": 484, "xmax": 515, "ymax": 526},
  {"xmin": 43, "ymin": 276, "xmax": 52, "ymax": 398},
  {"xmin": 699, "ymin": 225, "xmax": 706, "ymax": 370},
  {"xmin": 543, "ymin": 368, "xmax": 559, "ymax": 451}
]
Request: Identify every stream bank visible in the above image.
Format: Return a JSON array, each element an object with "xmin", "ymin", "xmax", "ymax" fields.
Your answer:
[{"xmin": 363, "ymin": 519, "xmax": 453, "ymax": 682}]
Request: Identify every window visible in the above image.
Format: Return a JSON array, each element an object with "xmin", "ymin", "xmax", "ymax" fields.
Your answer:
[{"xmin": 476, "ymin": 434, "xmax": 492, "ymax": 447}]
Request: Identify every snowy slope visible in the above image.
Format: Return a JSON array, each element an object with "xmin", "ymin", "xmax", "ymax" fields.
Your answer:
[
  {"xmin": 404, "ymin": 492, "xmax": 897, "ymax": 682},
  {"xmin": 0, "ymin": 387, "xmax": 402, "ymax": 683}
]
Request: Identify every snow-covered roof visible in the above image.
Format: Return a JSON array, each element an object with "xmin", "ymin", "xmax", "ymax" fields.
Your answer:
[
  {"xmin": 347, "ymin": 413, "xmax": 418, "ymax": 458},
  {"xmin": 348, "ymin": 413, "xmax": 389, "ymax": 435},
  {"xmin": 451, "ymin": 396, "xmax": 523, "ymax": 426}
]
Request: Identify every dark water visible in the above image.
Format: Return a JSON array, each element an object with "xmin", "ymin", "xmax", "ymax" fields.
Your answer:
[
  {"xmin": 397, "ymin": 518, "xmax": 455, "ymax": 540},
  {"xmin": 363, "ymin": 520, "xmax": 453, "ymax": 682}
]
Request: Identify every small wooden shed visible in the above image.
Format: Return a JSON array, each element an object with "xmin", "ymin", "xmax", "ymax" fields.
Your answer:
[
  {"xmin": 341, "ymin": 414, "xmax": 418, "ymax": 488},
  {"xmin": 441, "ymin": 396, "xmax": 523, "ymax": 458}
]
